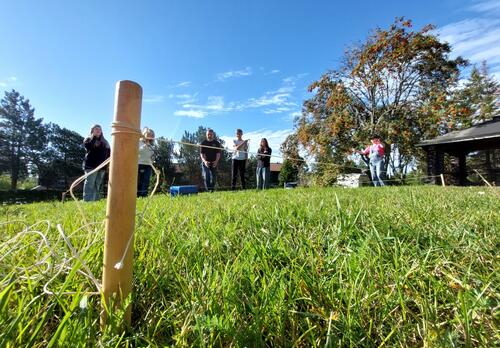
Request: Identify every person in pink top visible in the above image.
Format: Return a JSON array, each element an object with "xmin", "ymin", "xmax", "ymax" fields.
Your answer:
[{"xmin": 356, "ymin": 134, "xmax": 385, "ymax": 186}]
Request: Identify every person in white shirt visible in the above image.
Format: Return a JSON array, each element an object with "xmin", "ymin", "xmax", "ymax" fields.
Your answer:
[
  {"xmin": 231, "ymin": 129, "xmax": 249, "ymax": 190},
  {"xmin": 137, "ymin": 127, "xmax": 155, "ymax": 197}
]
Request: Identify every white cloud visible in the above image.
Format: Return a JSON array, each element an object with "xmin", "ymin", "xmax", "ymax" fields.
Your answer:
[
  {"xmin": 175, "ymin": 94, "xmax": 193, "ymax": 99},
  {"xmin": 238, "ymin": 75, "xmax": 301, "ymax": 110},
  {"xmin": 175, "ymin": 96, "xmax": 227, "ymax": 118},
  {"xmin": 166, "ymin": 81, "xmax": 192, "ymax": 89},
  {"xmin": 169, "ymin": 93, "xmax": 199, "ymax": 105},
  {"xmin": 282, "ymin": 73, "xmax": 309, "ymax": 84},
  {"xmin": 469, "ymin": 44, "xmax": 500, "ymax": 65},
  {"xmin": 205, "ymin": 96, "xmax": 225, "ymax": 111},
  {"xmin": 469, "ymin": 0, "xmax": 500, "ymax": 14},
  {"xmin": 174, "ymin": 109, "xmax": 208, "ymax": 118},
  {"xmin": 263, "ymin": 107, "xmax": 294, "ymax": 114},
  {"xmin": 246, "ymin": 93, "xmax": 295, "ymax": 108},
  {"xmin": 172, "ymin": 72, "xmax": 308, "ymax": 118},
  {"xmin": 0, "ymin": 76, "xmax": 18, "ymax": 88},
  {"xmin": 143, "ymin": 95, "xmax": 165, "ymax": 103},
  {"xmin": 221, "ymin": 128, "xmax": 293, "ymax": 160},
  {"xmin": 437, "ymin": 5, "xmax": 500, "ymax": 80},
  {"xmin": 216, "ymin": 67, "xmax": 252, "ymax": 81},
  {"xmin": 264, "ymin": 69, "xmax": 280, "ymax": 75}
]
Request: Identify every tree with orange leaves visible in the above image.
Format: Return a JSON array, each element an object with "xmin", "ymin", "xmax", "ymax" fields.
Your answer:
[{"xmin": 293, "ymin": 18, "xmax": 468, "ymax": 182}]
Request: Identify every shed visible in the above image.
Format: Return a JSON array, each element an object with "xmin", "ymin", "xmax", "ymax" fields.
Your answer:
[{"xmin": 417, "ymin": 116, "xmax": 500, "ymax": 185}]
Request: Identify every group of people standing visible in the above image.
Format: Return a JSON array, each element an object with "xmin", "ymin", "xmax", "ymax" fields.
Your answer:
[
  {"xmin": 199, "ymin": 128, "xmax": 273, "ymax": 192},
  {"xmin": 82, "ymin": 125, "xmax": 273, "ymax": 201},
  {"xmin": 82, "ymin": 125, "xmax": 156, "ymax": 201},
  {"xmin": 82, "ymin": 125, "xmax": 385, "ymax": 201}
]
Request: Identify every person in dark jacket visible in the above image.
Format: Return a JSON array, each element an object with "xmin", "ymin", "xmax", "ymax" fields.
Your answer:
[
  {"xmin": 256, "ymin": 138, "xmax": 272, "ymax": 189},
  {"xmin": 83, "ymin": 124, "xmax": 110, "ymax": 201}
]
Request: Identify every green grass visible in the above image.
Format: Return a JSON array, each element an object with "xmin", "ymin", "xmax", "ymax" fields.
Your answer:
[
  {"xmin": 0, "ymin": 175, "xmax": 38, "ymax": 190},
  {"xmin": 1, "ymin": 186, "xmax": 499, "ymax": 347}
]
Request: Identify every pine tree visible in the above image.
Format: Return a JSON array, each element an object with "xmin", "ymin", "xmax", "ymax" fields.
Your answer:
[
  {"xmin": 455, "ymin": 62, "xmax": 499, "ymax": 127},
  {"xmin": 37, "ymin": 124, "xmax": 84, "ymax": 188},
  {"xmin": 0, "ymin": 90, "xmax": 48, "ymax": 189}
]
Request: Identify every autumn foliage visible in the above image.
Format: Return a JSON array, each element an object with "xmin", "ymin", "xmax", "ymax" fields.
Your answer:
[{"xmin": 293, "ymin": 18, "xmax": 473, "ymax": 182}]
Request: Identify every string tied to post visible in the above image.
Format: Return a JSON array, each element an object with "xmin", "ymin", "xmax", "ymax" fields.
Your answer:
[{"xmin": 110, "ymin": 121, "xmax": 142, "ymax": 138}]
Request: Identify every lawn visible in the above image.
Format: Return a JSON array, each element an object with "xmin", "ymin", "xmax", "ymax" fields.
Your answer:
[{"xmin": 1, "ymin": 186, "xmax": 499, "ymax": 347}]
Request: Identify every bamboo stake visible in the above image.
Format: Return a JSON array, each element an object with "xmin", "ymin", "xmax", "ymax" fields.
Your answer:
[
  {"xmin": 440, "ymin": 174, "xmax": 445, "ymax": 187},
  {"xmin": 101, "ymin": 80, "xmax": 142, "ymax": 328},
  {"xmin": 474, "ymin": 169, "xmax": 493, "ymax": 187}
]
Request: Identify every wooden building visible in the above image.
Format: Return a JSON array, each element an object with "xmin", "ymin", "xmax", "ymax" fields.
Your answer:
[{"xmin": 417, "ymin": 116, "xmax": 500, "ymax": 185}]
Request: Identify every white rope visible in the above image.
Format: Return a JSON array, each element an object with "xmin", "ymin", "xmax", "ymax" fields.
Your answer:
[
  {"xmin": 114, "ymin": 163, "xmax": 161, "ymax": 270},
  {"xmin": 172, "ymin": 139, "xmax": 443, "ymax": 175},
  {"xmin": 110, "ymin": 120, "xmax": 142, "ymax": 137}
]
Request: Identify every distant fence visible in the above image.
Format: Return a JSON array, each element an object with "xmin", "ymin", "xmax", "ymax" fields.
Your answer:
[{"xmin": 0, "ymin": 190, "xmax": 66, "ymax": 204}]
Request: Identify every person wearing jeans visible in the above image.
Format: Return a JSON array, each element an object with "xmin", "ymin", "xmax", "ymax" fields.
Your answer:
[
  {"xmin": 137, "ymin": 128, "xmax": 155, "ymax": 197},
  {"xmin": 357, "ymin": 134, "xmax": 385, "ymax": 187},
  {"xmin": 231, "ymin": 129, "xmax": 248, "ymax": 190},
  {"xmin": 201, "ymin": 162, "xmax": 217, "ymax": 192},
  {"xmin": 369, "ymin": 159, "xmax": 385, "ymax": 187},
  {"xmin": 200, "ymin": 128, "xmax": 222, "ymax": 192},
  {"xmin": 83, "ymin": 124, "xmax": 110, "ymax": 201},
  {"xmin": 83, "ymin": 170, "xmax": 105, "ymax": 201},
  {"xmin": 256, "ymin": 138, "xmax": 272, "ymax": 189}
]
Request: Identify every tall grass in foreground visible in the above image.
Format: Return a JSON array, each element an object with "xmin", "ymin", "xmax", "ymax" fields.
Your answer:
[{"xmin": 0, "ymin": 186, "xmax": 499, "ymax": 347}]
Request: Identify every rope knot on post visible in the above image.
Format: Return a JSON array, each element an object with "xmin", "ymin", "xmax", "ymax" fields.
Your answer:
[{"xmin": 110, "ymin": 121, "xmax": 143, "ymax": 138}]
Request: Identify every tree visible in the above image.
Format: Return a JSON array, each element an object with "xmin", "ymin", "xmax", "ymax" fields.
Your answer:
[
  {"xmin": 453, "ymin": 62, "xmax": 499, "ymax": 127},
  {"xmin": 37, "ymin": 124, "xmax": 84, "ymax": 188},
  {"xmin": 279, "ymin": 133, "xmax": 308, "ymax": 185},
  {"xmin": 245, "ymin": 156, "xmax": 258, "ymax": 188},
  {"xmin": 154, "ymin": 137, "xmax": 176, "ymax": 189},
  {"xmin": 278, "ymin": 160, "xmax": 299, "ymax": 187},
  {"xmin": 293, "ymin": 18, "xmax": 468, "ymax": 184},
  {"xmin": 0, "ymin": 90, "xmax": 48, "ymax": 189}
]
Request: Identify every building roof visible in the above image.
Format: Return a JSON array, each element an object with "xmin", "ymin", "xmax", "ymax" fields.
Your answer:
[
  {"xmin": 417, "ymin": 116, "xmax": 500, "ymax": 147},
  {"xmin": 270, "ymin": 163, "xmax": 282, "ymax": 172}
]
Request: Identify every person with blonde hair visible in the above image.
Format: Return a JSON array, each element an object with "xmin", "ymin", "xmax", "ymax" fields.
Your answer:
[
  {"xmin": 137, "ymin": 127, "xmax": 155, "ymax": 197},
  {"xmin": 83, "ymin": 124, "xmax": 110, "ymax": 201}
]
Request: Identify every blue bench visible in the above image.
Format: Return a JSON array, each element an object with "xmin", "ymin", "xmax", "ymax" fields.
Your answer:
[{"xmin": 170, "ymin": 185, "xmax": 199, "ymax": 196}]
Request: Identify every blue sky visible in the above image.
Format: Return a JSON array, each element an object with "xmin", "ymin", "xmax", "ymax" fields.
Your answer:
[{"xmin": 0, "ymin": 0, "xmax": 499, "ymax": 157}]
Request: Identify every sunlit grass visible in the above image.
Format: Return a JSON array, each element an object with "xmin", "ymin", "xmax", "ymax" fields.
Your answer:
[{"xmin": 1, "ymin": 186, "xmax": 499, "ymax": 346}]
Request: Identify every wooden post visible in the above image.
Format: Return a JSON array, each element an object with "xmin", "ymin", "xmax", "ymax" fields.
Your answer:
[
  {"xmin": 435, "ymin": 150, "xmax": 444, "ymax": 186},
  {"xmin": 457, "ymin": 152, "xmax": 468, "ymax": 186},
  {"xmin": 474, "ymin": 169, "xmax": 493, "ymax": 187},
  {"xmin": 101, "ymin": 81, "xmax": 142, "ymax": 328}
]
